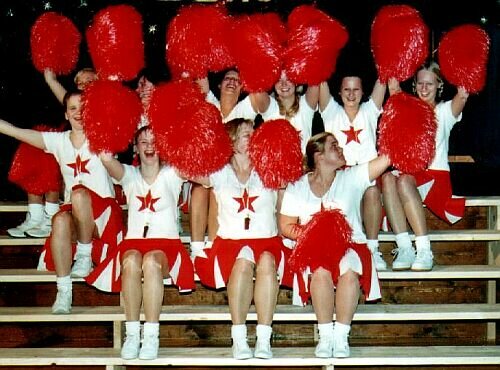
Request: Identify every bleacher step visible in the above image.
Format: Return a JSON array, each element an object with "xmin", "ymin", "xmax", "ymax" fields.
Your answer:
[
  {"xmin": 1, "ymin": 303, "xmax": 499, "ymax": 322},
  {"xmin": 0, "ymin": 346, "xmax": 498, "ymax": 367}
]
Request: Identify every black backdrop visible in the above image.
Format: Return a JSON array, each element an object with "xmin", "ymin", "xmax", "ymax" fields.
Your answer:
[{"xmin": 0, "ymin": 0, "xmax": 499, "ymax": 199}]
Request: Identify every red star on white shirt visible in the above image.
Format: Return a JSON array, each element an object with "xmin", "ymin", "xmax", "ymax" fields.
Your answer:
[
  {"xmin": 341, "ymin": 126, "xmax": 363, "ymax": 144},
  {"xmin": 67, "ymin": 155, "xmax": 90, "ymax": 177},
  {"xmin": 137, "ymin": 190, "xmax": 160, "ymax": 212},
  {"xmin": 233, "ymin": 189, "xmax": 258, "ymax": 213}
]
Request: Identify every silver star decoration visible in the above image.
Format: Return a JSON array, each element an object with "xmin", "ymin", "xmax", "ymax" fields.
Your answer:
[
  {"xmin": 6, "ymin": 8, "xmax": 14, "ymax": 17},
  {"xmin": 148, "ymin": 25, "xmax": 157, "ymax": 34},
  {"xmin": 44, "ymin": 2, "xmax": 52, "ymax": 10}
]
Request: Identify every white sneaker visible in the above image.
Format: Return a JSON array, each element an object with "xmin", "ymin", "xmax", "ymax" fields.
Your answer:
[
  {"xmin": 51, "ymin": 288, "xmax": 72, "ymax": 314},
  {"xmin": 254, "ymin": 339, "xmax": 273, "ymax": 359},
  {"xmin": 314, "ymin": 337, "xmax": 333, "ymax": 358},
  {"xmin": 392, "ymin": 247, "xmax": 416, "ymax": 270},
  {"xmin": 232, "ymin": 340, "xmax": 253, "ymax": 360},
  {"xmin": 333, "ymin": 332, "xmax": 350, "ymax": 358},
  {"xmin": 372, "ymin": 250, "xmax": 388, "ymax": 271},
  {"xmin": 7, "ymin": 215, "xmax": 42, "ymax": 238},
  {"xmin": 121, "ymin": 333, "xmax": 141, "ymax": 360},
  {"xmin": 26, "ymin": 216, "xmax": 52, "ymax": 238},
  {"xmin": 139, "ymin": 334, "xmax": 159, "ymax": 360},
  {"xmin": 70, "ymin": 257, "xmax": 93, "ymax": 278},
  {"xmin": 411, "ymin": 249, "xmax": 434, "ymax": 271}
]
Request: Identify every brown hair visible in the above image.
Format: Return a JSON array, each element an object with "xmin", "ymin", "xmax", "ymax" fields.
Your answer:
[
  {"xmin": 62, "ymin": 90, "xmax": 82, "ymax": 110},
  {"xmin": 224, "ymin": 118, "xmax": 254, "ymax": 144},
  {"xmin": 305, "ymin": 132, "xmax": 334, "ymax": 171}
]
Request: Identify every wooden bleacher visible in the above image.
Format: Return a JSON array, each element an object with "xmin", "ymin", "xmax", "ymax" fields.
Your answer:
[{"xmin": 0, "ymin": 197, "xmax": 499, "ymax": 369}]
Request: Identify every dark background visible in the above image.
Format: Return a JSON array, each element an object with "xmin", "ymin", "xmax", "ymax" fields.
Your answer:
[{"xmin": 0, "ymin": 0, "xmax": 499, "ymax": 200}]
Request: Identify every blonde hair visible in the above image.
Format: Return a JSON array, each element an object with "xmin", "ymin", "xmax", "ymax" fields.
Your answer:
[
  {"xmin": 412, "ymin": 61, "xmax": 444, "ymax": 98},
  {"xmin": 277, "ymin": 93, "xmax": 300, "ymax": 119},
  {"xmin": 74, "ymin": 68, "xmax": 97, "ymax": 85},
  {"xmin": 305, "ymin": 132, "xmax": 334, "ymax": 171},
  {"xmin": 225, "ymin": 118, "xmax": 254, "ymax": 144}
]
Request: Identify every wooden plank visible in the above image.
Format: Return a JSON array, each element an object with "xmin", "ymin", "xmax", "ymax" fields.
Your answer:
[
  {"xmin": 0, "ymin": 304, "xmax": 498, "ymax": 323},
  {"xmin": 448, "ymin": 155, "xmax": 474, "ymax": 163},
  {"xmin": 0, "ymin": 234, "xmax": 191, "ymax": 245},
  {"xmin": 0, "ymin": 346, "xmax": 498, "ymax": 366},
  {"xmin": 1, "ymin": 265, "xmax": 499, "ymax": 283}
]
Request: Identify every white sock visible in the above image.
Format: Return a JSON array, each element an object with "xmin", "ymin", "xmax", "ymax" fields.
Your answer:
[
  {"xmin": 317, "ymin": 322, "xmax": 334, "ymax": 339},
  {"xmin": 415, "ymin": 235, "xmax": 431, "ymax": 251},
  {"xmin": 334, "ymin": 322, "xmax": 351, "ymax": 336},
  {"xmin": 27, "ymin": 203, "xmax": 44, "ymax": 222},
  {"xmin": 190, "ymin": 241, "xmax": 205, "ymax": 258},
  {"xmin": 56, "ymin": 275, "xmax": 71, "ymax": 291},
  {"xmin": 366, "ymin": 239, "xmax": 379, "ymax": 253},
  {"xmin": 256, "ymin": 324, "xmax": 272, "ymax": 341},
  {"xmin": 395, "ymin": 232, "xmax": 412, "ymax": 249},
  {"xmin": 44, "ymin": 202, "xmax": 60, "ymax": 218},
  {"xmin": 125, "ymin": 321, "xmax": 140, "ymax": 336},
  {"xmin": 75, "ymin": 241, "xmax": 92, "ymax": 259},
  {"xmin": 143, "ymin": 322, "xmax": 159, "ymax": 337},
  {"xmin": 231, "ymin": 324, "xmax": 247, "ymax": 341}
]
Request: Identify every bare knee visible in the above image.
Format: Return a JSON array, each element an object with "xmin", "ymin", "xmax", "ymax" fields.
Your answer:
[
  {"xmin": 70, "ymin": 187, "xmax": 91, "ymax": 207},
  {"xmin": 51, "ymin": 211, "xmax": 72, "ymax": 235},
  {"xmin": 256, "ymin": 252, "xmax": 276, "ymax": 276},
  {"xmin": 122, "ymin": 250, "xmax": 142, "ymax": 276},
  {"xmin": 312, "ymin": 267, "xmax": 333, "ymax": 285},
  {"xmin": 363, "ymin": 185, "xmax": 381, "ymax": 204},
  {"xmin": 338, "ymin": 269, "xmax": 359, "ymax": 287},
  {"xmin": 142, "ymin": 251, "xmax": 164, "ymax": 274},
  {"xmin": 397, "ymin": 175, "xmax": 417, "ymax": 198}
]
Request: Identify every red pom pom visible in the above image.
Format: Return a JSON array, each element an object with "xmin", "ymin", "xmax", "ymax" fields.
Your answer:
[
  {"xmin": 438, "ymin": 24, "xmax": 490, "ymax": 93},
  {"xmin": 371, "ymin": 5, "xmax": 429, "ymax": 83},
  {"xmin": 288, "ymin": 209, "xmax": 352, "ymax": 277},
  {"xmin": 30, "ymin": 12, "xmax": 81, "ymax": 75},
  {"xmin": 227, "ymin": 14, "xmax": 283, "ymax": 92},
  {"xmin": 284, "ymin": 5, "xmax": 348, "ymax": 85},
  {"xmin": 248, "ymin": 119, "xmax": 303, "ymax": 189},
  {"xmin": 147, "ymin": 80, "xmax": 233, "ymax": 177},
  {"xmin": 86, "ymin": 5, "xmax": 144, "ymax": 81},
  {"xmin": 82, "ymin": 80, "xmax": 142, "ymax": 153},
  {"xmin": 377, "ymin": 92, "xmax": 436, "ymax": 173},
  {"xmin": 8, "ymin": 125, "xmax": 62, "ymax": 195},
  {"xmin": 166, "ymin": 4, "xmax": 234, "ymax": 79}
]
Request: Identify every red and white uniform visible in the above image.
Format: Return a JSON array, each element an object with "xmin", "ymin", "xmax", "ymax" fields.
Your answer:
[
  {"xmin": 37, "ymin": 132, "xmax": 124, "ymax": 289},
  {"xmin": 321, "ymin": 97, "xmax": 381, "ymax": 166},
  {"xmin": 194, "ymin": 165, "xmax": 291, "ymax": 288},
  {"xmin": 206, "ymin": 91, "xmax": 258, "ymax": 123},
  {"xmin": 392, "ymin": 101, "xmax": 465, "ymax": 225},
  {"xmin": 88, "ymin": 165, "xmax": 195, "ymax": 293},
  {"xmin": 281, "ymin": 164, "xmax": 381, "ymax": 305},
  {"xmin": 261, "ymin": 95, "xmax": 316, "ymax": 154}
]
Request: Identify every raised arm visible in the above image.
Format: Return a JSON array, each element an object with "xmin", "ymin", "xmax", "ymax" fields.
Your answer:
[
  {"xmin": 0, "ymin": 119, "xmax": 45, "ymax": 150},
  {"xmin": 304, "ymin": 84, "xmax": 320, "ymax": 110},
  {"xmin": 99, "ymin": 152, "xmax": 125, "ymax": 182},
  {"xmin": 368, "ymin": 154, "xmax": 391, "ymax": 182},
  {"xmin": 370, "ymin": 79, "xmax": 387, "ymax": 109},
  {"xmin": 318, "ymin": 81, "xmax": 331, "ymax": 112},
  {"xmin": 451, "ymin": 86, "xmax": 469, "ymax": 118},
  {"xmin": 44, "ymin": 69, "xmax": 67, "ymax": 105},
  {"xmin": 195, "ymin": 77, "xmax": 210, "ymax": 95},
  {"xmin": 387, "ymin": 77, "xmax": 401, "ymax": 97}
]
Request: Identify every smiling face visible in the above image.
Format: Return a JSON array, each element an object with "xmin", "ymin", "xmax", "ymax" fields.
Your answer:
[
  {"xmin": 319, "ymin": 134, "xmax": 346, "ymax": 168},
  {"xmin": 135, "ymin": 128, "xmax": 159, "ymax": 165},
  {"xmin": 75, "ymin": 70, "xmax": 97, "ymax": 90},
  {"xmin": 274, "ymin": 71, "xmax": 296, "ymax": 99},
  {"xmin": 415, "ymin": 69, "xmax": 441, "ymax": 105},
  {"xmin": 220, "ymin": 70, "xmax": 242, "ymax": 98},
  {"xmin": 339, "ymin": 76, "xmax": 363, "ymax": 109},
  {"xmin": 64, "ymin": 93, "xmax": 83, "ymax": 131}
]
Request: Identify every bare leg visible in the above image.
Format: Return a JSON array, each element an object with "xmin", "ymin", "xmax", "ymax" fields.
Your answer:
[
  {"xmin": 27, "ymin": 193, "xmax": 44, "ymax": 205},
  {"xmin": 310, "ymin": 267, "xmax": 335, "ymax": 324},
  {"xmin": 122, "ymin": 250, "xmax": 143, "ymax": 322},
  {"xmin": 207, "ymin": 190, "xmax": 219, "ymax": 242},
  {"xmin": 397, "ymin": 175, "xmax": 427, "ymax": 236},
  {"xmin": 142, "ymin": 250, "xmax": 168, "ymax": 323},
  {"xmin": 382, "ymin": 172, "xmax": 408, "ymax": 234},
  {"xmin": 50, "ymin": 211, "xmax": 74, "ymax": 277},
  {"xmin": 228, "ymin": 258, "xmax": 254, "ymax": 324},
  {"xmin": 45, "ymin": 191, "xmax": 60, "ymax": 203},
  {"xmin": 70, "ymin": 188, "xmax": 95, "ymax": 243},
  {"xmin": 189, "ymin": 184, "xmax": 208, "ymax": 242},
  {"xmin": 362, "ymin": 185, "xmax": 382, "ymax": 240},
  {"xmin": 254, "ymin": 252, "xmax": 278, "ymax": 325},
  {"xmin": 334, "ymin": 270, "xmax": 360, "ymax": 325}
]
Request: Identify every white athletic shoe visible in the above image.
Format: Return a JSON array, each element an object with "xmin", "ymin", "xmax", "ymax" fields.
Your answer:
[
  {"xmin": 7, "ymin": 215, "xmax": 42, "ymax": 238},
  {"xmin": 392, "ymin": 247, "xmax": 416, "ymax": 270},
  {"xmin": 314, "ymin": 337, "xmax": 333, "ymax": 358},
  {"xmin": 51, "ymin": 288, "xmax": 72, "ymax": 314},
  {"xmin": 254, "ymin": 339, "xmax": 273, "ymax": 359},
  {"xmin": 372, "ymin": 250, "xmax": 388, "ymax": 271},
  {"xmin": 70, "ymin": 257, "xmax": 93, "ymax": 278},
  {"xmin": 139, "ymin": 333, "xmax": 159, "ymax": 360},
  {"xmin": 333, "ymin": 331, "xmax": 350, "ymax": 358},
  {"xmin": 121, "ymin": 333, "xmax": 141, "ymax": 360},
  {"xmin": 26, "ymin": 216, "xmax": 52, "ymax": 238},
  {"xmin": 232, "ymin": 339, "xmax": 253, "ymax": 360},
  {"xmin": 411, "ymin": 249, "xmax": 434, "ymax": 271}
]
